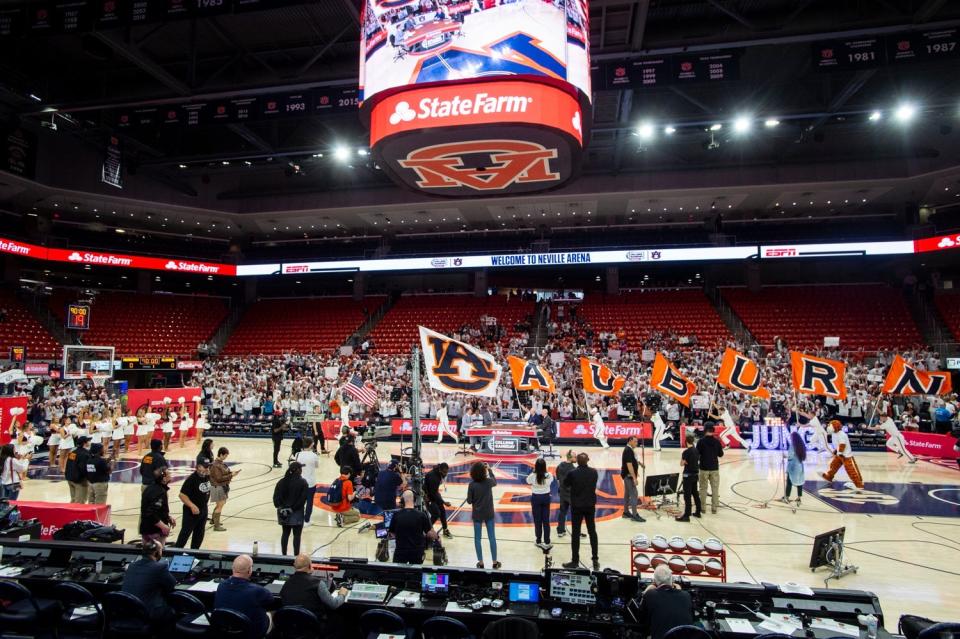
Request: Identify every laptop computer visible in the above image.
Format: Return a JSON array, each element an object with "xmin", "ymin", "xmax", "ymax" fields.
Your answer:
[{"xmin": 508, "ymin": 581, "xmax": 541, "ymax": 616}]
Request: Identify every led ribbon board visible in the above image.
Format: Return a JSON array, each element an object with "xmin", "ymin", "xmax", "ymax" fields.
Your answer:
[{"xmin": 359, "ymin": 0, "xmax": 591, "ymax": 196}]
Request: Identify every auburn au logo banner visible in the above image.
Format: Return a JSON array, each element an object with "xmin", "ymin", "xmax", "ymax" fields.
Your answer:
[
  {"xmin": 882, "ymin": 355, "xmax": 953, "ymax": 395},
  {"xmin": 716, "ymin": 348, "xmax": 771, "ymax": 399},
  {"xmin": 790, "ymin": 351, "xmax": 847, "ymax": 400},
  {"xmin": 651, "ymin": 353, "xmax": 697, "ymax": 407},
  {"xmin": 579, "ymin": 357, "xmax": 625, "ymax": 396},
  {"xmin": 419, "ymin": 326, "xmax": 502, "ymax": 398},
  {"xmin": 507, "ymin": 356, "xmax": 556, "ymax": 393}
]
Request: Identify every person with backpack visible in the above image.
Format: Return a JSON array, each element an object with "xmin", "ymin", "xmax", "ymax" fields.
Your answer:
[
  {"xmin": 274, "ymin": 462, "xmax": 308, "ymax": 555},
  {"xmin": 64, "ymin": 435, "xmax": 91, "ymax": 503},
  {"xmin": 328, "ymin": 465, "xmax": 357, "ymax": 527}
]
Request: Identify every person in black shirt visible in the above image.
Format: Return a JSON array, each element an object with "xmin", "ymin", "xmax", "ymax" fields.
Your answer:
[
  {"xmin": 174, "ymin": 461, "xmax": 211, "ymax": 549},
  {"xmin": 373, "ymin": 461, "xmax": 404, "ymax": 512},
  {"xmin": 121, "ymin": 540, "xmax": 176, "ymax": 625},
  {"xmin": 86, "ymin": 443, "xmax": 113, "ymax": 504},
  {"xmin": 65, "ymin": 435, "xmax": 91, "ymax": 503},
  {"xmin": 696, "ymin": 423, "xmax": 724, "ymax": 514},
  {"xmin": 424, "ymin": 463, "xmax": 453, "ymax": 538},
  {"xmin": 555, "ymin": 450, "xmax": 577, "ymax": 538},
  {"xmin": 638, "ymin": 565, "xmax": 694, "ymax": 639},
  {"xmin": 676, "ymin": 434, "xmax": 702, "ymax": 522},
  {"xmin": 280, "ymin": 554, "xmax": 348, "ymax": 634},
  {"xmin": 271, "ymin": 411, "xmax": 287, "ymax": 468},
  {"xmin": 621, "ymin": 436, "xmax": 645, "ymax": 522},
  {"xmin": 140, "ymin": 467, "xmax": 176, "ymax": 543},
  {"xmin": 273, "ymin": 462, "xmax": 308, "ymax": 555},
  {"xmin": 562, "ymin": 453, "xmax": 601, "ymax": 571},
  {"xmin": 139, "ymin": 439, "xmax": 168, "ymax": 492},
  {"xmin": 389, "ymin": 489, "xmax": 437, "ymax": 564},
  {"xmin": 334, "ymin": 437, "xmax": 362, "ymax": 480}
]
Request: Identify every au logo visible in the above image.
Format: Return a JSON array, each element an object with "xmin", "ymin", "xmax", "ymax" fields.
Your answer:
[
  {"xmin": 426, "ymin": 335, "xmax": 498, "ymax": 393},
  {"xmin": 398, "ymin": 140, "xmax": 560, "ymax": 191}
]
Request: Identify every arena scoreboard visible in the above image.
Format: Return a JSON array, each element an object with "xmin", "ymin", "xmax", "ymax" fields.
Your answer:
[
  {"xmin": 66, "ymin": 304, "xmax": 90, "ymax": 330},
  {"xmin": 9, "ymin": 345, "xmax": 25, "ymax": 363},
  {"xmin": 121, "ymin": 356, "xmax": 176, "ymax": 370}
]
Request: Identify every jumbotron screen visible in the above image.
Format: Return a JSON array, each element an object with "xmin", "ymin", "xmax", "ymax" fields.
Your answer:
[{"xmin": 359, "ymin": 0, "xmax": 591, "ymax": 105}]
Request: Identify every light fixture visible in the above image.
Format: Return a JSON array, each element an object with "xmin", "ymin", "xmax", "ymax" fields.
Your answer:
[
  {"xmin": 179, "ymin": 164, "xmax": 187, "ymax": 169},
  {"xmin": 868, "ymin": 110, "xmax": 882, "ymax": 122},
  {"xmin": 115, "ymin": 228, "xmax": 125, "ymax": 234},
  {"xmin": 709, "ymin": 123, "xmax": 723, "ymax": 131},
  {"xmin": 764, "ymin": 118, "xmax": 780, "ymax": 128},
  {"xmin": 733, "ymin": 116, "xmax": 752, "ymax": 134},
  {"xmin": 244, "ymin": 160, "xmax": 252, "ymax": 166},
  {"xmin": 636, "ymin": 121, "xmax": 655, "ymax": 140},
  {"xmin": 894, "ymin": 102, "xmax": 917, "ymax": 123},
  {"xmin": 221, "ymin": 161, "xmax": 230, "ymax": 166},
  {"xmin": 664, "ymin": 125, "xmax": 676, "ymax": 135},
  {"xmin": 334, "ymin": 146, "xmax": 350, "ymax": 162},
  {"xmin": 357, "ymin": 148, "xmax": 369, "ymax": 156}
]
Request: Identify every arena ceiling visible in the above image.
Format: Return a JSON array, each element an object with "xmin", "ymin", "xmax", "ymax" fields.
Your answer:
[{"xmin": 1, "ymin": 0, "xmax": 960, "ymax": 246}]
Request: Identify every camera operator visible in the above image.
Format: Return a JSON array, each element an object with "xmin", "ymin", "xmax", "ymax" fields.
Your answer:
[{"xmin": 334, "ymin": 435, "xmax": 362, "ymax": 481}]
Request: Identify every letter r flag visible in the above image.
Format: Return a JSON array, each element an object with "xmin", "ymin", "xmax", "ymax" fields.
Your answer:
[{"xmin": 790, "ymin": 351, "xmax": 847, "ymax": 400}]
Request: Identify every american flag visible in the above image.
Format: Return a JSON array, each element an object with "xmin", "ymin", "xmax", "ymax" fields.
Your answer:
[{"xmin": 343, "ymin": 374, "xmax": 377, "ymax": 406}]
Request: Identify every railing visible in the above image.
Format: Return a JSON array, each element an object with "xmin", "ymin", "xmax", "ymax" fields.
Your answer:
[
  {"xmin": 207, "ymin": 303, "xmax": 245, "ymax": 356},
  {"xmin": 705, "ymin": 286, "xmax": 760, "ymax": 351}
]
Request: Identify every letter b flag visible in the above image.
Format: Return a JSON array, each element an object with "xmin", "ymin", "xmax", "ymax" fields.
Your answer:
[
  {"xmin": 790, "ymin": 351, "xmax": 847, "ymax": 400},
  {"xmin": 651, "ymin": 353, "xmax": 697, "ymax": 407},
  {"xmin": 507, "ymin": 356, "xmax": 556, "ymax": 393},
  {"xmin": 716, "ymin": 348, "xmax": 770, "ymax": 399}
]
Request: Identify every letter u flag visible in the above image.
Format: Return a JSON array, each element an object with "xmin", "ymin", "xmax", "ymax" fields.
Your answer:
[
  {"xmin": 579, "ymin": 357, "xmax": 625, "ymax": 396},
  {"xmin": 790, "ymin": 351, "xmax": 847, "ymax": 400},
  {"xmin": 716, "ymin": 348, "xmax": 770, "ymax": 399},
  {"xmin": 651, "ymin": 353, "xmax": 697, "ymax": 407},
  {"xmin": 507, "ymin": 356, "xmax": 556, "ymax": 393},
  {"xmin": 882, "ymin": 355, "xmax": 953, "ymax": 395},
  {"xmin": 419, "ymin": 326, "xmax": 502, "ymax": 398}
]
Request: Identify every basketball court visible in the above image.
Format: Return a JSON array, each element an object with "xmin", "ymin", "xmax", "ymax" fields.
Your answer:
[{"xmin": 18, "ymin": 436, "xmax": 960, "ymax": 627}]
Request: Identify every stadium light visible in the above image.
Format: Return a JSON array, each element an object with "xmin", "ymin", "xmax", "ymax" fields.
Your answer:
[
  {"xmin": 334, "ymin": 146, "xmax": 351, "ymax": 162},
  {"xmin": 664, "ymin": 125, "xmax": 677, "ymax": 135},
  {"xmin": 868, "ymin": 110, "xmax": 882, "ymax": 122},
  {"xmin": 764, "ymin": 118, "xmax": 780, "ymax": 128},
  {"xmin": 709, "ymin": 123, "xmax": 723, "ymax": 131},
  {"xmin": 636, "ymin": 121, "xmax": 655, "ymax": 140},
  {"xmin": 357, "ymin": 148, "xmax": 369, "ymax": 156},
  {"xmin": 733, "ymin": 116, "xmax": 752, "ymax": 134},
  {"xmin": 894, "ymin": 102, "xmax": 918, "ymax": 123}
]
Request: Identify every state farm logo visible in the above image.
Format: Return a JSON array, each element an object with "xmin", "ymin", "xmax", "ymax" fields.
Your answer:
[
  {"xmin": 0, "ymin": 240, "xmax": 31, "ymax": 256},
  {"xmin": 165, "ymin": 261, "xmax": 221, "ymax": 274},
  {"xmin": 68, "ymin": 252, "xmax": 83, "ymax": 262},
  {"xmin": 165, "ymin": 261, "xmax": 178, "ymax": 270},
  {"xmin": 66, "ymin": 252, "xmax": 133, "ymax": 266},
  {"xmin": 283, "ymin": 264, "xmax": 310, "ymax": 274},
  {"xmin": 572, "ymin": 424, "xmax": 590, "ymax": 435},
  {"xmin": 387, "ymin": 92, "xmax": 534, "ymax": 127},
  {"xmin": 399, "ymin": 140, "xmax": 560, "ymax": 192},
  {"xmin": 937, "ymin": 236, "xmax": 957, "ymax": 249},
  {"xmin": 765, "ymin": 247, "xmax": 797, "ymax": 257},
  {"xmin": 626, "ymin": 251, "xmax": 645, "ymax": 262}
]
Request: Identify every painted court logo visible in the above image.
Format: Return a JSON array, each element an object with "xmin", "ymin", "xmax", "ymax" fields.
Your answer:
[{"xmin": 399, "ymin": 140, "xmax": 560, "ymax": 191}]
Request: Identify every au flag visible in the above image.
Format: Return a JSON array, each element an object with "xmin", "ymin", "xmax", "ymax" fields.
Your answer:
[
  {"xmin": 651, "ymin": 353, "xmax": 696, "ymax": 407},
  {"xmin": 716, "ymin": 348, "xmax": 770, "ymax": 399},
  {"xmin": 507, "ymin": 356, "xmax": 556, "ymax": 393},
  {"xmin": 419, "ymin": 326, "xmax": 502, "ymax": 398},
  {"xmin": 882, "ymin": 355, "xmax": 952, "ymax": 395},
  {"xmin": 579, "ymin": 357, "xmax": 625, "ymax": 396},
  {"xmin": 790, "ymin": 351, "xmax": 847, "ymax": 400}
]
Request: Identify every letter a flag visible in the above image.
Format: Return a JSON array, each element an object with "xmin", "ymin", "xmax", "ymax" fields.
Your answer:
[
  {"xmin": 507, "ymin": 355, "xmax": 556, "ymax": 393},
  {"xmin": 579, "ymin": 357, "xmax": 625, "ymax": 396},
  {"xmin": 790, "ymin": 351, "xmax": 847, "ymax": 400},
  {"xmin": 882, "ymin": 355, "xmax": 953, "ymax": 396},
  {"xmin": 716, "ymin": 348, "xmax": 770, "ymax": 399},
  {"xmin": 419, "ymin": 326, "xmax": 502, "ymax": 398},
  {"xmin": 651, "ymin": 353, "xmax": 697, "ymax": 407}
]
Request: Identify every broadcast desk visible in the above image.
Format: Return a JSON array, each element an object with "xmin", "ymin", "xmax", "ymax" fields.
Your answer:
[{"xmin": 0, "ymin": 540, "xmax": 889, "ymax": 639}]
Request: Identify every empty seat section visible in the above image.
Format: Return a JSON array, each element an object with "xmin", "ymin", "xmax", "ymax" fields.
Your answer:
[
  {"xmin": 934, "ymin": 290, "xmax": 960, "ymax": 342},
  {"xmin": 0, "ymin": 288, "xmax": 62, "ymax": 359},
  {"xmin": 577, "ymin": 289, "xmax": 730, "ymax": 349},
  {"xmin": 722, "ymin": 284, "xmax": 921, "ymax": 351},
  {"xmin": 51, "ymin": 291, "xmax": 228, "ymax": 357},
  {"xmin": 222, "ymin": 296, "xmax": 383, "ymax": 356},
  {"xmin": 368, "ymin": 294, "xmax": 534, "ymax": 354}
]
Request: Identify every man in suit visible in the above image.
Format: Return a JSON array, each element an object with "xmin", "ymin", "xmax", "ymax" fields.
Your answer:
[
  {"xmin": 280, "ymin": 554, "xmax": 348, "ymax": 633},
  {"xmin": 638, "ymin": 564, "xmax": 694, "ymax": 639},
  {"xmin": 562, "ymin": 453, "xmax": 600, "ymax": 571}
]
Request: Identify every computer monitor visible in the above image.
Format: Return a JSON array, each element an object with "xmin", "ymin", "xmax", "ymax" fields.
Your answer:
[
  {"xmin": 421, "ymin": 572, "xmax": 450, "ymax": 598},
  {"xmin": 509, "ymin": 582, "xmax": 540, "ymax": 604},
  {"xmin": 548, "ymin": 570, "xmax": 596, "ymax": 606},
  {"xmin": 168, "ymin": 554, "xmax": 195, "ymax": 574},
  {"xmin": 374, "ymin": 523, "xmax": 388, "ymax": 539}
]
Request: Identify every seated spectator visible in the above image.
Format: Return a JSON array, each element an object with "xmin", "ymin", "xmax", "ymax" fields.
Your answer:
[
  {"xmin": 638, "ymin": 564, "xmax": 694, "ymax": 639},
  {"xmin": 214, "ymin": 554, "xmax": 275, "ymax": 638},
  {"xmin": 120, "ymin": 540, "xmax": 175, "ymax": 624},
  {"xmin": 279, "ymin": 553, "xmax": 348, "ymax": 633}
]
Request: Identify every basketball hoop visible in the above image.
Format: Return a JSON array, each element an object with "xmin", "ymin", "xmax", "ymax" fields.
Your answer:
[{"xmin": 85, "ymin": 372, "xmax": 110, "ymax": 388}]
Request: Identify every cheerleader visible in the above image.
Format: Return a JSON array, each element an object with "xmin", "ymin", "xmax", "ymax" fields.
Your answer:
[
  {"xmin": 137, "ymin": 409, "xmax": 161, "ymax": 455},
  {"xmin": 89, "ymin": 412, "xmax": 104, "ymax": 447},
  {"xmin": 122, "ymin": 411, "xmax": 136, "ymax": 454},
  {"xmin": 111, "ymin": 415, "xmax": 126, "ymax": 460},
  {"xmin": 59, "ymin": 420, "xmax": 76, "ymax": 473},
  {"xmin": 194, "ymin": 409, "xmax": 209, "ymax": 445},
  {"xmin": 8, "ymin": 406, "xmax": 23, "ymax": 441},
  {"xmin": 16, "ymin": 422, "xmax": 43, "ymax": 458},
  {"xmin": 47, "ymin": 416, "xmax": 62, "ymax": 467},
  {"xmin": 178, "ymin": 411, "xmax": 194, "ymax": 449},
  {"xmin": 161, "ymin": 409, "xmax": 176, "ymax": 452},
  {"xmin": 590, "ymin": 405, "xmax": 609, "ymax": 449}
]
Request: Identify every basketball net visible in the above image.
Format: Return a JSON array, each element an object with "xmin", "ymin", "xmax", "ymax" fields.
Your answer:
[{"xmin": 85, "ymin": 371, "xmax": 109, "ymax": 388}]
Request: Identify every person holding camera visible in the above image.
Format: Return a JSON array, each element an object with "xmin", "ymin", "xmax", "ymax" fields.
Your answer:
[{"xmin": 273, "ymin": 461, "xmax": 308, "ymax": 555}]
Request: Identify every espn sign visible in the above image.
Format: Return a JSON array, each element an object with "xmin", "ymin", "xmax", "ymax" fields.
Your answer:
[
  {"xmin": 283, "ymin": 264, "xmax": 311, "ymax": 274},
  {"xmin": 764, "ymin": 247, "xmax": 798, "ymax": 258}
]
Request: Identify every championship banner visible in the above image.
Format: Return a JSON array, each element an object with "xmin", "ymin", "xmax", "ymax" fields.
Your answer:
[
  {"xmin": 650, "ymin": 353, "xmax": 696, "ymax": 407},
  {"xmin": 790, "ymin": 351, "xmax": 847, "ymax": 400},
  {"xmin": 716, "ymin": 347, "xmax": 770, "ymax": 399},
  {"xmin": 419, "ymin": 326, "xmax": 502, "ymax": 398},
  {"xmin": 507, "ymin": 355, "xmax": 555, "ymax": 393},
  {"xmin": 580, "ymin": 357, "xmax": 625, "ymax": 396},
  {"xmin": 882, "ymin": 355, "xmax": 953, "ymax": 395}
]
